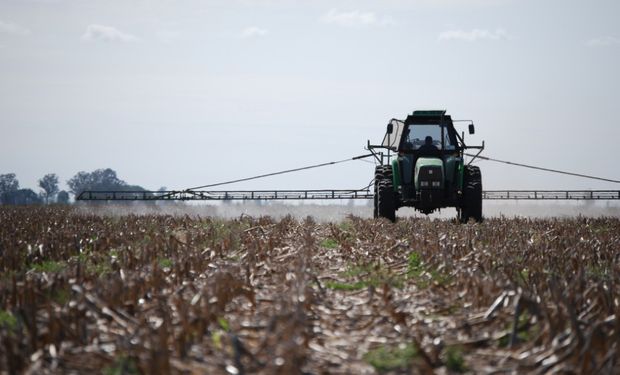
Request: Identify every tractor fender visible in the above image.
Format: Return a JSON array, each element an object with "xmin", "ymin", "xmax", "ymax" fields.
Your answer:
[
  {"xmin": 444, "ymin": 155, "xmax": 462, "ymax": 188},
  {"xmin": 457, "ymin": 160, "xmax": 464, "ymax": 190},
  {"xmin": 391, "ymin": 158, "xmax": 402, "ymax": 192}
]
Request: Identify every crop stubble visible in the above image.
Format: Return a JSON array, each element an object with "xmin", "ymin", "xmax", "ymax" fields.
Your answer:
[{"xmin": 0, "ymin": 207, "xmax": 619, "ymax": 374}]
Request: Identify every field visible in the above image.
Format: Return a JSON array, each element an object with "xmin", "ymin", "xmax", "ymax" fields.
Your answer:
[{"xmin": 1, "ymin": 206, "xmax": 619, "ymax": 374}]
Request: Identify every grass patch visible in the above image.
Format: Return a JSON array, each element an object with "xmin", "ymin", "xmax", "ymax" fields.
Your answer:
[
  {"xmin": 444, "ymin": 346, "xmax": 466, "ymax": 372},
  {"xmin": 341, "ymin": 264, "xmax": 373, "ymax": 278},
  {"xmin": 320, "ymin": 238, "xmax": 338, "ymax": 249},
  {"xmin": 324, "ymin": 280, "xmax": 368, "ymax": 291},
  {"xmin": 363, "ymin": 343, "xmax": 417, "ymax": 373},
  {"xmin": 205, "ymin": 219, "xmax": 247, "ymax": 251},
  {"xmin": 31, "ymin": 260, "xmax": 65, "ymax": 273},
  {"xmin": 325, "ymin": 263, "xmax": 404, "ymax": 291},
  {"xmin": 428, "ymin": 269, "xmax": 452, "ymax": 286},
  {"xmin": 103, "ymin": 355, "xmax": 139, "ymax": 375},
  {"xmin": 407, "ymin": 252, "xmax": 424, "ymax": 277},
  {"xmin": 498, "ymin": 311, "xmax": 538, "ymax": 347},
  {"xmin": 0, "ymin": 310, "xmax": 17, "ymax": 331},
  {"xmin": 338, "ymin": 220, "xmax": 355, "ymax": 232},
  {"xmin": 406, "ymin": 251, "xmax": 452, "ymax": 288},
  {"xmin": 72, "ymin": 247, "xmax": 114, "ymax": 277},
  {"xmin": 586, "ymin": 264, "xmax": 611, "ymax": 281},
  {"xmin": 217, "ymin": 317, "xmax": 230, "ymax": 332},
  {"xmin": 211, "ymin": 330, "xmax": 224, "ymax": 350},
  {"xmin": 86, "ymin": 260, "xmax": 113, "ymax": 277},
  {"xmin": 158, "ymin": 257, "xmax": 173, "ymax": 269},
  {"xmin": 51, "ymin": 288, "xmax": 70, "ymax": 305}
]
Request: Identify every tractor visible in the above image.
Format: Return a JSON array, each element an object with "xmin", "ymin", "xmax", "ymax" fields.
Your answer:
[{"xmin": 368, "ymin": 110, "xmax": 485, "ymax": 222}]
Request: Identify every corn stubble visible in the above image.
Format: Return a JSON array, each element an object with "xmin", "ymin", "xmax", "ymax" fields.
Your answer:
[{"xmin": 0, "ymin": 207, "xmax": 619, "ymax": 374}]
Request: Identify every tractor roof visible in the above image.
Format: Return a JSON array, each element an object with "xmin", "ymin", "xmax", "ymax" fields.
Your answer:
[
  {"xmin": 411, "ymin": 110, "xmax": 446, "ymax": 116},
  {"xmin": 405, "ymin": 110, "xmax": 452, "ymax": 125}
]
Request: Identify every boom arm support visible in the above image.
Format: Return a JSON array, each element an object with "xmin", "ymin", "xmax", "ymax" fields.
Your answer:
[{"xmin": 76, "ymin": 189, "xmax": 620, "ymax": 201}]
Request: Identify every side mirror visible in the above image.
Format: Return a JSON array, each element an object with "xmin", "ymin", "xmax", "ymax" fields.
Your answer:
[
  {"xmin": 387, "ymin": 123, "xmax": 393, "ymax": 134},
  {"xmin": 468, "ymin": 124, "xmax": 475, "ymax": 135}
]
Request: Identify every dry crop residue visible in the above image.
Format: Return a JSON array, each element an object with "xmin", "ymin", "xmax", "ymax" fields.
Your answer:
[{"xmin": 0, "ymin": 207, "xmax": 619, "ymax": 374}]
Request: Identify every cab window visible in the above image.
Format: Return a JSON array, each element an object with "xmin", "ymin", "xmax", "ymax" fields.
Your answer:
[{"xmin": 401, "ymin": 124, "xmax": 454, "ymax": 150}]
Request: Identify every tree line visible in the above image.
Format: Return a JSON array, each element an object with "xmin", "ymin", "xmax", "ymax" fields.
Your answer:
[{"xmin": 0, "ymin": 169, "xmax": 146, "ymax": 205}]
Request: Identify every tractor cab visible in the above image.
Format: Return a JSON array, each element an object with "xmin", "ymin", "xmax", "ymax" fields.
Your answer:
[
  {"xmin": 400, "ymin": 110, "xmax": 459, "ymax": 152},
  {"xmin": 381, "ymin": 111, "xmax": 462, "ymax": 153},
  {"xmin": 400, "ymin": 123, "xmax": 456, "ymax": 153},
  {"xmin": 394, "ymin": 111, "xmax": 462, "ymax": 210}
]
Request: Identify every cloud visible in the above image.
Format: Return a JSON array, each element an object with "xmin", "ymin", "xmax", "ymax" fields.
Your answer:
[
  {"xmin": 81, "ymin": 24, "xmax": 140, "ymax": 43},
  {"xmin": 0, "ymin": 20, "xmax": 31, "ymax": 36},
  {"xmin": 157, "ymin": 30, "xmax": 181, "ymax": 44},
  {"xmin": 587, "ymin": 36, "xmax": 620, "ymax": 47},
  {"xmin": 241, "ymin": 26, "xmax": 268, "ymax": 38},
  {"xmin": 320, "ymin": 9, "xmax": 394, "ymax": 28},
  {"xmin": 421, "ymin": 0, "xmax": 510, "ymax": 5},
  {"xmin": 438, "ymin": 28, "xmax": 508, "ymax": 42}
]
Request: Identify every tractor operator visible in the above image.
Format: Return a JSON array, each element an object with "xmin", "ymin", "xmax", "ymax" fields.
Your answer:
[{"xmin": 418, "ymin": 136, "xmax": 438, "ymax": 152}]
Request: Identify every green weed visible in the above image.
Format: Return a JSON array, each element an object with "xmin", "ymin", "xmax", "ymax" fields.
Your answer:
[
  {"xmin": 31, "ymin": 260, "xmax": 65, "ymax": 273},
  {"xmin": 158, "ymin": 257, "xmax": 173, "ymax": 269},
  {"xmin": 363, "ymin": 343, "xmax": 417, "ymax": 373},
  {"xmin": 51, "ymin": 288, "xmax": 70, "ymax": 305},
  {"xmin": 444, "ymin": 346, "xmax": 466, "ymax": 372},
  {"xmin": 320, "ymin": 238, "xmax": 338, "ymax": 249},
  {"xmin": 324, "ymin": 280, "xmax": 368, "ymax": 291},
  {"xmin": 0, "ymin": 310, "xmax": 17, "ymax": 331},
  {"xmin": 103, "ymin": 355, "xmax": 139, "ymax": 375},
  {"xmin": 325, "ymin": 263, "xmax": 404, "ymax": 291},
  {"xmin": 407, "ymin": 252, "xmax": 424, "ymax": 277},
  {"xmin": 86, "ymin": 260, "xmax": 113, "ymax": 277},
  {"xmin": 211, "ymin": 330, "xmax": 224, "ymax": 350},
  {"xmin": 498, "ymin": 312, "xmax": 538, "ymax": 347},
  {"xmin": 406, "ymin": 251, "xmax": 452, "ymax": 288},
  {"xmin": 338, "ymin": 220, "xmax": 355, "ymax": 232},
  {"xmin": 217, "ymin": 317, "xmax": 230, "ymax": 332}
]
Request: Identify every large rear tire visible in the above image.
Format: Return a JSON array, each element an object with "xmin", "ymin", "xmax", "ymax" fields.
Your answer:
[
  {"xmin": 374, "ymin": 165, "xmax": 392, "ymax": 219},
  {"xmin": 373, "ymin": 179, "xmax": 379, "ymax": 218},
  {"xmin": 378, "ymin": 180, "xmax": 396, "ymax": 222},
  {"xmin": 460, "ymin": 165, "xmax": 483, "ymax": 223}
]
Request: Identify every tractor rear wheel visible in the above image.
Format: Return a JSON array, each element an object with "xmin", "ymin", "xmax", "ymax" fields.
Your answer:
[
  {"xmin": 460, "ymin": 165, "xmax": 483, "ymax": 223},
  {"xmin": 378, "ymin": 180, "xmax": 396, "ymax": 222},
  {"xmin": 373, "ymin": 181, "xmax": 379, "ymax": 218},
  {"xmin": 373, "ymin": 167, "xmax": 383, "ymax": 218},
  {"xmin": 374, "ymin": 165, "xmax": 392, "ymax": 219}
]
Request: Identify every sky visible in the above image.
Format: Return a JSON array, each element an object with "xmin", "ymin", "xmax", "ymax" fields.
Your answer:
[{"xmin": 1, "ymin": 0, "xmax": 620, "ymax": 194}]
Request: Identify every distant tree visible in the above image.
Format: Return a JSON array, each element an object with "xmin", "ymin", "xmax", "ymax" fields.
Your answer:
[
  {"xmin": 2, "ymin": 189, "xmax": 42, "ymax": 205},
  {"xmin": 67, "ymin": 168, "xmax": 145, "ymax": 198},
  {"xmin": 0, "ymin": 173, "xmax": 20, "ymax": 204},
  {"xmin": 57, "ymin": 190, "xmax": 70, "ymax": 204},
  {"xmin": 67, "ymin": 171, "xmax": 90, "ymax": 196},
  {"xmin": 38, "ymin": 173, "xmax": 59, "ymax": 204},
  {"xmin": 67, "ymin": 168, "xmax": 125, "ymax": 196}
]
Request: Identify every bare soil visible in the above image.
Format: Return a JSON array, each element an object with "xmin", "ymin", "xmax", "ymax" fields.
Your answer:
[{"xmin": 1, "ymin": 206, "xmax": 618, "ymax": 374}]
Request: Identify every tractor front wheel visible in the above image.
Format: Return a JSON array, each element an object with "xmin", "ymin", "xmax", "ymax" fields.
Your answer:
[{"xmin": 459, "ymin": 165, "xmax": 483, "ymax": 223}]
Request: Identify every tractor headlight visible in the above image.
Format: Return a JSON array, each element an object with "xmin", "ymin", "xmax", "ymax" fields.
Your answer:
[
  {"xmin": 432, "ymin": 181, "xmax": 441, "ymax": 187},
  {"xmin": 420, "ymin": 181, "xmax": 429, "ymax": 187}
]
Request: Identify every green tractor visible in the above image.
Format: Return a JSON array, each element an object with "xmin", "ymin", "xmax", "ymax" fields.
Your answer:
[{"xmin": 368, "ymin": 110, "xmax": 485, "ymax": 222}]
